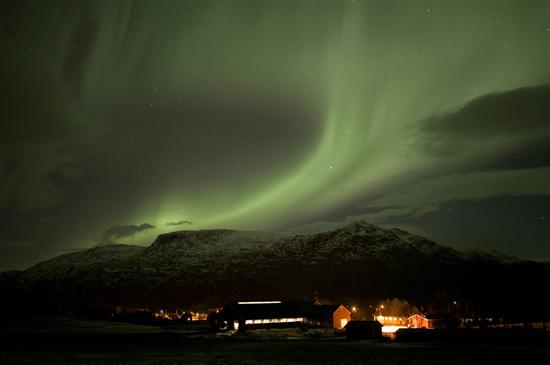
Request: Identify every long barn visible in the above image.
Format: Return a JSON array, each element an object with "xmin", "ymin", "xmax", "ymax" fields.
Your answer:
[{"xmin": 218, "ymin": 301, "xmax": 351, "ymax": 331}]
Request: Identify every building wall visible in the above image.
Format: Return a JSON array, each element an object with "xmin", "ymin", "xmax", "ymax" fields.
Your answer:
[
  {"xmin": 408, "ymin": 314, "xmax": 429, "ymax": 328},
  {"xmin": 332, "ymin": 305, "xmax": 352, "ymax": 329},
  {"xmin": 408, "ymin": 315, "xmax": 448, "ymax": 329},
  {"xmin": 345, "ymin": 322, "xmax": 382, "ymax": 339}
]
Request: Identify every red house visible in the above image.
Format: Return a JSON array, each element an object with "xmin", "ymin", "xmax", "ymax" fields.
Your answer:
[{"xmin": 407, "ymin": 313, "xmax": 458, "ymax": 329}]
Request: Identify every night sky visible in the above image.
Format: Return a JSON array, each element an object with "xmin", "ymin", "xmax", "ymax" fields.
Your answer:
[{"xmin": 1, "ymin": 1, "xmax": 549, "ymax": 271}]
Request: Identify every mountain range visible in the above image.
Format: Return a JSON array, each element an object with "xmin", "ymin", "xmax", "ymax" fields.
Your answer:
[{"xmin": 1, "ymin": 221, "xmax": 548, "ymax": 319}]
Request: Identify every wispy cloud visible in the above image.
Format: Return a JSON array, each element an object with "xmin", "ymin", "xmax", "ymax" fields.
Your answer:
[
  {"xmin": 166, "ymin": 220, "xmax": 192, "ymax": 226},
  {"xmin": 98, "ymin": 223, "xmax": 155, "ymax": 244}
]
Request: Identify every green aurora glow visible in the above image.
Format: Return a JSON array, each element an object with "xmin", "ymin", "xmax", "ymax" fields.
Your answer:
[{"xmin": 1, "ymin": 1, "xmax": 550, "ymax": 269}]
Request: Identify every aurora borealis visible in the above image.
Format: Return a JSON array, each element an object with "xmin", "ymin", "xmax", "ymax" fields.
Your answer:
[{"xmin": 1, "ymin": 0, "xmax": 550, "ymax": 271}]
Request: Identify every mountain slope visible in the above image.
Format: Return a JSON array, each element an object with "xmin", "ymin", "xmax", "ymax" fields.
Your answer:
[{"xmin": 1, "ymin": 221, "xmax": 548, "ymax": 319}]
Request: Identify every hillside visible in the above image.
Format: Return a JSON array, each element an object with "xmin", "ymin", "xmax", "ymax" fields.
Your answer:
[{"xmin": 1, "ymin": 221, "xmax": 548, "ymax": 319}]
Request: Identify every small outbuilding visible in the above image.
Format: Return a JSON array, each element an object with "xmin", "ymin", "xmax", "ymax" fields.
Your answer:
[
  {"xmin": 344, "ymin": 320, "xmax": 383, "ymax": 340},
  {"xmin": 408, "ymin": 313, "xmax": 432, "ymax": 328},
  {"xmin": 408, "ymin": 313, "xmax": 458, "ymax": 329}
]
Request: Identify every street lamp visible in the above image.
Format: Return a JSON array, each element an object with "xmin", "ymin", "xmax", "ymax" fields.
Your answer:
[{"xmin": 377, "ymin": 305, "xmax": 385, "ymax": 323}]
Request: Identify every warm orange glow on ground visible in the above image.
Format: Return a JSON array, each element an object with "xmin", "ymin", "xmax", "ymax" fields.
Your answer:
[{"xmin": 381, "ymin": 325, "xmax": 406, "ymax": 334}]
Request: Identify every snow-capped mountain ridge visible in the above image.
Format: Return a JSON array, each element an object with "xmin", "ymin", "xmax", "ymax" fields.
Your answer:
[{"xmin": 0, "ymin": 221, "xmax": 547, "ymax": 314}]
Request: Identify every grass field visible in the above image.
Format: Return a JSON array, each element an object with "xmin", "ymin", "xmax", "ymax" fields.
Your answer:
[{"xmin": 1, "ymin": 316, "xmax": 549, "ymax": 364}]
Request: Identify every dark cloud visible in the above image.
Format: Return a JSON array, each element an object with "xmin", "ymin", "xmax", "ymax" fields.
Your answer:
[
  {"xmin": 0, "ymin": 240, "xmax": 49, "ymax": 271},
  {"xmin": 98, "ymin": 223, "xmax": 155, "ymax": 244},
  {"xmin": 378, "ymin": 195, "xmax": 550, "ymax": 260},
  {"xmin": 421, "ymin": 85, "xmax": 550, "ymax": 143},
  {"xmin": 417, "ymin": 85, "xmax": 550, "ymax": 170},
  {"xmin": 0, "ymin": 240, "xmax": 35, "ymax": 248},
  {"xmin": 63, "ymin": 3, "xmax": 99, "ymax": 95},
  {"xmin": 479, "ymin": 138, "xmax": 550, "ymax": 171},
  {"xmin": 0, "ymin": 4, "xmax": 102, "ymax": 211},
  {"xmin": 166, "ymin": 220, "xmax": 192, "ymax": 226}
]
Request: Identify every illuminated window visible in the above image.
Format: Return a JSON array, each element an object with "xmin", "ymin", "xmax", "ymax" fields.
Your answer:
[{"xmin": 243, "ymin": 317, "xmax": 306, "ymax": 325}]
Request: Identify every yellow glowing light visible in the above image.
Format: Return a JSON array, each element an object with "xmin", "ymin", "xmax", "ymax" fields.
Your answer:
[{"xmin": 381, "ymin": 325, "xmax": 405, "ymax": 333}]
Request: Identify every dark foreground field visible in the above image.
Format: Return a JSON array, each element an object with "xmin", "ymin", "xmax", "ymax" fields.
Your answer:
[{"xmin": 1, "ymin": 316, "xmax": 549, "ymax": 365}]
